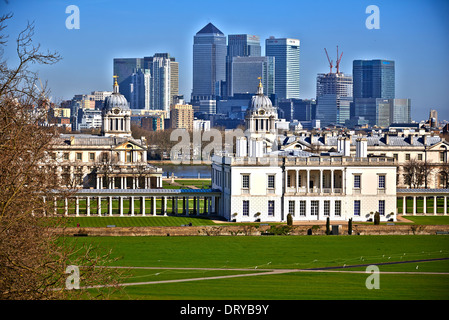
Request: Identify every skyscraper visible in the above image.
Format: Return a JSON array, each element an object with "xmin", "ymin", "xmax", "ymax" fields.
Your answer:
[
  {"xmin": 226, "ymin": 34, "xmax": 261, "ymax": 97},
  {"xmin": 353, "ymin": 60, "xmax": 395, "ymax": 99},
  {"xmin": 130, "ymin": 69, "xmax": 150, "ymax": 110},
  {"xmin": 352, "ymin": 59, "xmax": 395, "ymax": 126},
  {"xmin": 265, "ymin": 37, "xmax": 300, "ymax": 99},
  {"xmin": 144, "ymin": 53, "xmax": 176, "ymax": 118},
  {"xmin": 192, "ymin": 23, "xmax": 227, "ymax": 102},
  {"xmin": 229, "ymin": 56, "xmax": 275, "ymax": 96},
  {"xmin": 113, "ymin": 58, "xmax": 144, "ymax": 102},
  {"xmin": 315, "ymin": 72, "xmax": 353, "ymax": 127}
]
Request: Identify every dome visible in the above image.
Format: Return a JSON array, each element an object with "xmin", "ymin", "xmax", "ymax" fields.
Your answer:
[
  {"xmin": 104, "ymin": 76, "xmax": 129, "ymax": 111},
  {"xmin": 246, "ymin": 80, "xmax": 276, "ymax": 116}
]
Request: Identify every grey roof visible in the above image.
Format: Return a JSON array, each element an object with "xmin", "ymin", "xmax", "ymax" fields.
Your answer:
[
  {"xmin": 52, "ymin": 188, "xmax": 222, "ymax": 196},
  {"xmin": 197, "ymin": 23, "xmax": 224, "ymax": 35},
  {"xmin": 397, "ymin": 188, "xmax": 449, "ymax": 194},
  {"xmin": 296, "ymin": 135, "xmax": 442, "ymax": 147},
  {"xmin": 56, "ymin": 134, "xmax": 143, "ymax": 147}
]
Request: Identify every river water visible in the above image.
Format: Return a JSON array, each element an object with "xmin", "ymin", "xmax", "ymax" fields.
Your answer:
[{"xmin": 159, "ymin": 164, "xmax": 211, "ymax": 179}]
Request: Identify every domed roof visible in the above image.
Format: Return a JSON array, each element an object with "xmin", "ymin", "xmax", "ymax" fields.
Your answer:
[
  {"xmin": 104, "ymin": 76, "xmax": 129, "ymax": 111},
  {"xmin": 247, "ymin": 80, "xmax": 276, "ymax": 116}
]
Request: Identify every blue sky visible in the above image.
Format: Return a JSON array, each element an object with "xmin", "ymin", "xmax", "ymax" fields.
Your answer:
[{"xmin": 2, "ymin": 0, "xmax": 448, "ymax": 122}]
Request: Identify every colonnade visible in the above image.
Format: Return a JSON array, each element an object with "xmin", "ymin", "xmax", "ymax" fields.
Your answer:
[
  {"xmin": 285, "ymin": 168, "xmax": 344, "ymax": 194},
  {"xmin": 96, "ymin": 175, "xmax": 162, "ymax": 189},
  {"xmin": 399, "ymin": 194, "xmax": 448, "ymax": 215},
  {"xmin": 45, "ymin": 190, "xmax": 220, "ymax": 217}
]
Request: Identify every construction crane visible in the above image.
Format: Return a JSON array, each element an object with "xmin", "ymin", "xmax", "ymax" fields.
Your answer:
[
  {"xmin": 335, "ymin": 45, "xmax": 343, "ymax": 74},
  {"xmin": 324, "ymin": 48, "xmax": 333, "ymax": 74}
]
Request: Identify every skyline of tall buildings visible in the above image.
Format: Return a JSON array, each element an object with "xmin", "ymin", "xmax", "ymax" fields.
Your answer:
[{"xmin": 58, "ymin": 22, "xmax": 420, "ymax": 131}]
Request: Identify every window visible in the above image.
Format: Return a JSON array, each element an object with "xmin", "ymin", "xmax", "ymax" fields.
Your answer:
[
  {"xmin": 299, "ymin": 200, "xmax": 306, "ymax": 216},
  {"xmin": 243, "ymin": 200, "xmax": 249, "ymax": 216},
  {"xmin": 405, "ymin": 153, "xmax": 411, "ymax": 161},
  {"xmin": 242, "ymin": 175, "xmax": 250, "ymax": 189},
  {"xmin": 378, "ymin": 175, "xmax": 386, "ymax": 189},
  {"xmin": 354, "ymin": 200, "xmax": 361, "ymax": 216},
  {"xmin": 311, "ymin": 200, "xmax": 319, "ymax": 216},
  {"xmin": 379, "ymin": 200, "xmax": 385, "ymax": 216},
  {"xmin": 287, "ymin": 174, "xmax": 291, "ymax": 187},
  {"xmin": 268, "ymin": 175, "xmax": 275, "ymax": 189},
  {"xmin": 76, "ymin": 152, "xmax": 82, "ymax": 161},
  {"xmin": 268, "ymin": 200, "xmax": 275, "ymax": 216},
  {"xmin": 89, "ymin": 153, "xmax": 95, "ymax": 162},
  {"xmin": 354, "ymin": 175, "xmax": 361, "ymax": 189},
  {"xmin": 63, "ymin": 153, "xmax": 69, "ymax": 160},
  {"xmin": 324, "ymin": 200, "xmax": 330, "ymax": 216},
  {"xmin": 393, "ymin": 153, "xmax": 398, "ymax": 161},
  {"xmin": 288, "ymin": 201, "xmax": 295, "ymax": 216},
  {"xmin": 441, "ymin": 152, "xmax": 446, "ymax": 163},
  {"xmin": 417, "ymin": 154, "xmax": 423, "ymax": 161},
  {"xmin": 335, "ymin": 200, "xmax": 341, "ymax": 216}
]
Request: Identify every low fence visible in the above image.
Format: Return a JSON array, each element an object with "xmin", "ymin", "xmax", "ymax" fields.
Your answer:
[{"xmin": 54, "ymin": 224, "xmax": 449, "ymax": 237}]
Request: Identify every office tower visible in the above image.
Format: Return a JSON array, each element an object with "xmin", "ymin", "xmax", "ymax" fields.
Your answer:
[
  {"xmin": 113, "ymin": 58, "xmax": 144, "ymax": 102},
  {"xmin": 352, "ymin": 59, "xmax": 395, "ymax": 126},
  {"xmin": 226, "ymin": 34, "xmax": 261, "ymax": 96},
  {"xmin": 192, "ymin": 23, "xmax": 227, "ymax": 102},
  {"xmin": 265, "ymin": 37, "xmax": 300, "ymax": 99},
  {"xmin": 130, "ymin": 69, "xmax": 151, "ymax": 110},
  {"xmin": 315, "ymin": 72, "xmax": 353, "ymax": 127},
  {"xmin": 353, "ymin": 60, "xmax": 395, "ymax": 99},
  {"xmin": 229, "ymin": 56, "xmax": 275, "ymax": 96},
  {"xmin": 376, "ymin": 98, "xmax": 411, "ymax": 127},
  {"xmin": 144, "ymin": 53, "xmax": 177, "ymax": 118},
  {"xmin": 278, "ymin": 99, "xmax": 316, "ymax": 122}
]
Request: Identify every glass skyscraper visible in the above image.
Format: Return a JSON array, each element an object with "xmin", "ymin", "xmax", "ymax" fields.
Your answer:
[
  {"xmin": 352, "ymin": 59, "xmax": 396, "ymax": 126},
  {"xmin": 113, "ymin": 58, "xmax": 144, "ymax": 103},
  {"xmin": 353, "ymin": 60, "xmax": 395, "ymax": 99},
  {"xmin": 265, "ymin": 37, "xmax": 300, "ymax": 99},
  {"xmin": 229, "ymin": 56, "xmax": 275, "ymax": 96},
  {"xmin": 192, "ymin": 23, "xmax": 227, "ymax": 102},
  {"xmin": 226, "ymin": 34, "xmax": 261, "ymax": 97}
]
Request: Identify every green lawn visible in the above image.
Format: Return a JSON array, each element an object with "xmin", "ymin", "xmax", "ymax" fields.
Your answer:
[{"xmin": 69, "ymin": 235, "xmax": 449, "ymax": 300}]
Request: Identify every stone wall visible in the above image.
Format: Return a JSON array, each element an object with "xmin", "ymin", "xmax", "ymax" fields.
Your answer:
[{"xmin": 55, "ymin": 224, "xmax": 449, "ymax": 237}]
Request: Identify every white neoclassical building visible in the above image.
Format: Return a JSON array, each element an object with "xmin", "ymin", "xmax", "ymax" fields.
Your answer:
[
  {"xmin": 212, "ymin": 82, "xmax": 398, "ymax": 222},
  {"xmin": 48, "ymin": 77, "xmax": 163, "ymax": 190}
]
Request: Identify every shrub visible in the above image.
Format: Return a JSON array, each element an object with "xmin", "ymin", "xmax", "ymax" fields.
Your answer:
[
  {"xmin": 374, "ymin": 211, "xmax": 380, "ymax": 225},
  {"xmin": 287, "ymin": 213, "xmax": 293, "ymax": 226}
]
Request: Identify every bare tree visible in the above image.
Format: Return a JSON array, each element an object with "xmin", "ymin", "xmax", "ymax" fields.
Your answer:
[
  {"xmin": 0, "ymin": 13, "xmax": 124, "ymax": 299},
  {"xmin": 403, "ymin": 159, "xmax": 434, "ymax": 189}
]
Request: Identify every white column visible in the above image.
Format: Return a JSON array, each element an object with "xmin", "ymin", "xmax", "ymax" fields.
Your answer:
[
  {"xmin": 152, "ymin": 196, "xmax": 156, "ymax": 215},
  {"xmin": 54, "ymin": 197, "xmax": 58, "ymax": 215},
  {"xmin": 296, "ymin": 169, "xmax": 299, "ymax": 193},
  {"xmin": 75, "ymin": 197, "xmax": 79, "ymax": 216},
  {"xmin": 163, "ymin": 197, "xmax": 167, "ymax": 216},
  {"xmin": 306, "ymin": 170, "xmax": 310, "ymax": 194},
  {"xmin": 331, "ymin": 169, "xmax": 334, "ymax": 194},
  {"xmin": 444, "ymin": 196, "xmax": 447, "ymax": 215},
  {"xmin": 97, "ymin": 197, "xmax": 102, "ymax": 216},
  {"xmin": 64, "ymin": 197, "xmax": 68, "ymax": 216},
  {"xmin": 413, "ymin": 196, "xmax": 416, "ymax": 215},
  {"xmin": 320, "ymin": 169, "xmax": 323, "ymax": 194},
  {"xmin": 96, "ymin": 176, "xmax": 101, "ymax": 189},
  {"xmin": 186, "ymin": 196, "xmax": 189, "ymax": 215},
  {"xmin": 423, "ymin": 196, "xmax": 427, "ymax": 214},
  {"xmin": 119, "ymin": 196, "xmax": 124, "ymax": 216},
  {"xmin": 141, "ymin": 196, "xmax": 146, "ymax": 216},
  {"xmin": 403, "ymin": 196, "xmax": 406, "ymax": 215},
  {"xmin": 86, "ymin": 196, "xmax": 91, "ymax": 216},
  {"xmin": 108, "ymin": 196, "xmax": 113, "ymax": 216},
  {"xmin": 434, "ymin": 196, "xmax": 437, "ymax": 215},
  {"xmin": 130, "ymin": 196, "xmax": 135, "ymax": 216}
]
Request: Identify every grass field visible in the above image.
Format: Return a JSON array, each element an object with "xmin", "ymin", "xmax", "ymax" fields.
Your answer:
[{"xmin": 69, "ymin": 235, "xmax": 449, "ymax": 300}]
